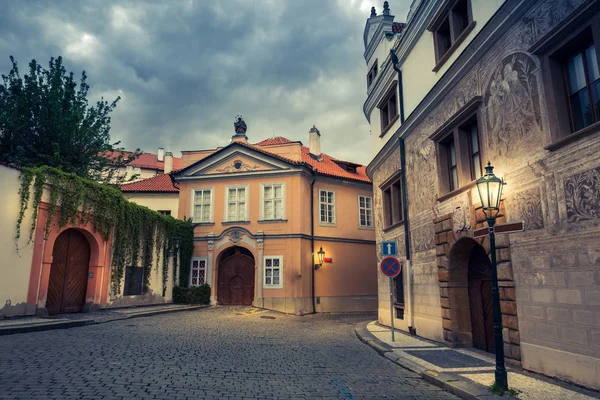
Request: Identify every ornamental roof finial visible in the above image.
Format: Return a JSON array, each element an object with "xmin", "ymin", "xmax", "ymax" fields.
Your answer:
[
  {"xmin": 383, "ymin": 1, "xmax": 390, "ymax": 15},
  {"xmin": 370, "ymin": 6, "xmax": 376, "ymax": 17}
]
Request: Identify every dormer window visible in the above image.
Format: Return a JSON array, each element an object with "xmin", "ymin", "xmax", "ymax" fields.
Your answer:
[
  {"xmin": 367, "ymin": 60, "xmax": 378, "ymax": 87},
  {"xmin": 429, "ymin": 0, "xmax": 475, "ymax": 72},
  {"xmin": 333, "ymin": 160, "xmax": 360, "ymax": 174}
]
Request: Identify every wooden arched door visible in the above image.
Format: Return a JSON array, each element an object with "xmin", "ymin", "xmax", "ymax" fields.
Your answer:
[
  {"xmin": 468, "ymin": 244, "xmax": 494, "ymax": 353},
  {"xmin": 46, "ymin": 229, "xmax": 90, "ymax": 315},
  {"xmin": 217, "ymin": 248, "xmax": 255, "ymax": 305}
]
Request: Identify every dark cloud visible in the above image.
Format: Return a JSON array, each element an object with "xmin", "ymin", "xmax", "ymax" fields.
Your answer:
[{"xmin": 0, "ymin": 0, "xmax": 412, "ymax": 164}]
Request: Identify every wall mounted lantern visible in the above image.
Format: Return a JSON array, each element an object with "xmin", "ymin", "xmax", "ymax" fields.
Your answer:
[
  {"xmin": 315, "ymin": 247, "xmax": 325, "ymax": 270},
  {"xmin": 169, "ymin": 235, "xmax": 182, "ymax": 257},
  {"xmin": 475, "ymin": 161, "xmax": 508, "ymax": 391}
]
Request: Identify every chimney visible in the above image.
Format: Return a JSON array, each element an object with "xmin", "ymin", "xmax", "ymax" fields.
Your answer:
[
  {"xmin": 309, "ymin": 125, "xmax": 321, "ymax": 158},
  {"xmin": 164, "ymin": 151, "xmax": 173, "ymax": 174},
  {"xmin": 157, "ymin": 147, "xmax": 165, "ymax": 162}
]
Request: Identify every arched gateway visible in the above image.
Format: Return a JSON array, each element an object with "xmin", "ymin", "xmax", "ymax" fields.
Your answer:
[
  {"xmin": 217, "ymin": 247, "xmax": 255, "ymax": 305},
  {"xmin": 46, "ymin": 229, "xmax": 91, "ymax": 315}
]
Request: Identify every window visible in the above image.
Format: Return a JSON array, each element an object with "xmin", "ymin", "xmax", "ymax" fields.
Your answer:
[
  {"xmin": 158, "ymin": 210, "xmax": 171, "ymax": 216},
  {"xmin": 192, "ymin": 189, "xmax": 212, "ymax": 223},
  {"xmin": 381, "ymin": 176, "xmax": 403, "ymax": 229},
  {"xmin": 261, "ymin": 183, "xmax": 285, "ymax": 220},
  {"xmin": 358, "ymin": 195, "xmax": 373, "ymax": 228},
  {"xmin": 367, "ymin": 60, "xmax": 378, "ymax": 87},
  {"xmin": 429, "ymin": 0, "xmax": 474, "ymax": 68},
  {"xmin": 379, "ymin": 85, "xmax": 398, "ymax": 136},
  {"xmin": 264, "ymin": 256, "xmax": 283, "ymax": 288},
  {"xmin": 319, "ymin": 189, "xmax": 336, "ymax": 224},
  {"xmin": 436, "ymin": 114, "xmax": 482, "ymax": 194},
  {"xmin": 226, "ymin": 186, "xmax": 248, "ymax": 221},
  {"xmin": 123, "ymin": 266, "xmax": 144, "ymax": 296},
  {"xmin": 190, "ymin": 258, "xmax": 207, "ymax": 286}
]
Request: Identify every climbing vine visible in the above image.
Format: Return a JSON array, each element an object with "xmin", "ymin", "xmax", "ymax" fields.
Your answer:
[{"xmin": 16, "ymin": 166, "xmax": 194, "ymax": 292}]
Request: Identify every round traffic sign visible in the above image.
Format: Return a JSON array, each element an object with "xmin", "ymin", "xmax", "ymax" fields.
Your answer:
[{"xmin": 380, "ymin": 257, "xmax": 401, "ymax": 278}]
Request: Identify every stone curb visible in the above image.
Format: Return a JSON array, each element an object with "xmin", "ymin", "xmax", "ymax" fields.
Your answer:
[
  {"xmin": 354, "ymin": 321, "xmax": 510, "ymax": 400},
  {"xmin": 0, "ymin": 304, "xmax": 210, "ymax": 336}
]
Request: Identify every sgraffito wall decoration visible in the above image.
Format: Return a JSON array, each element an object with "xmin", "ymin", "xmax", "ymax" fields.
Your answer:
[{"xmin": 565, "ymin": 166, "xmax": 600, "ymax": 223}]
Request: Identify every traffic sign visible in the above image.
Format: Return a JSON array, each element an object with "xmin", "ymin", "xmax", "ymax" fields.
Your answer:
[
  {"xmin": 473, "ymin": 221, "xmax": 525, "ymax": 239},
  {"xmin": 380, "ymin": 257, "xmax": 401, "ymax": 278},
  {"xmin": 382, "ymin": 241, "xmax": 397, "ymax": 256}
]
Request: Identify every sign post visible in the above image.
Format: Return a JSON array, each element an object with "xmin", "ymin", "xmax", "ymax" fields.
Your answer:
[{"xmin": 380, "ymin": 256, "xmax": 401, "ymax": 342}]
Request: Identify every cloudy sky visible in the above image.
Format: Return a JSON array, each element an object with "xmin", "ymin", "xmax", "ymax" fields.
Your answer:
[{"xmin": 1, "ymin": 0, "xmax": 412, "ymax": 165}]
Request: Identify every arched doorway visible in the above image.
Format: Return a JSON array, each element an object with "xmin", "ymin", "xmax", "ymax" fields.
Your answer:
[
  {"xmin": 46, "ymin": 229, "xmax": 91, "ymax": 315},
  {"xmin": 217, "ymin": 247, "xmax": 255, "ymax": 305},
  {"xmin": 468, "ymin": 244, "xmax": 494, "ymax": 353}
]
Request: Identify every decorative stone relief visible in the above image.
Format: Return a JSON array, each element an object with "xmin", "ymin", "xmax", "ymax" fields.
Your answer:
[
  {"xmin": 228, "ymin": 229, "xmax": 245, "ymax": 245},
  {"xmin": 564, "ymin": 166, "xmax": 600, "ymax": 222},
  {"xmin": 484, "ymin": 52, "xmax": 542, "ymax": 157},
  {"xmin": 412, "ymin": 224, "xmax": 435, "ymax": 253},
  {"xmin": 512, "ymin": 188, "xmax": 544, "ymax": 229},
  {"xmin": 215, "ymin": 160, "xmax": 258, "ymax": 173},
  {"xmin": 373, "ymin": 149, "xmax": 400, "ymax": 186},
  {"xmin": 407, "ymin": 137, "xmax": 436, "ymax": 215},
  {"xmin": 452, "ymin": 200, "xmax": 471, "ymax": 233},
  {"xmin": 207, "ymin": 233, "xmax": 215, "ymax": 251},
  {"xmin": 522, "ymin": 0, "xmax": 585, "ymax": 45}
]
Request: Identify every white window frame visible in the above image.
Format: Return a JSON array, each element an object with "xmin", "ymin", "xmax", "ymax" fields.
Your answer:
[
  {"xmin": 189, "ymin": 257, "xmax": 207, "ymax": 286},
  {"xmin": 190, "ymin": 188, "xmax": 214, "ymax": 223},
  {"xmin": 260, "ymin": 182, "xmax": 286, "ymax": 220},
  {"xmin": 358, "ymin": 195, "xmax": 374, "ymax": 228},
  {"xmin": 318, "ymin": 189, "xmax": 336, "ymax": 225},
  {"xmin": 263, "ymin": 256, "xmax": 283, "ymax": 289},
  {"xmin": 224, "ymin": 184, "xmax": 249, "ymax": 222}
]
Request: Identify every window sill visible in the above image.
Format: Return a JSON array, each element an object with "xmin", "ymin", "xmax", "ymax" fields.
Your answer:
[
  {"xmin": 359, "ymin": 225, "xmax": 375, "ymax": 230},
  {"xmin": 222, "ymin": 220, "xmax": 250, "ymax": 225},
  {"xmin": 193, "ymin": 222, "xmax": 215, "ymax": 226},
  {"xmin": 263, "ymin": 286, "xmax": 283, "ymax": 290},
  {"xmin": 383, "ymin": 221, "xmax": 404, "ymax": 233},
  {"xmin": 379, "ymin": 114, "xmax": 400, "ymax": 138},
  {"xmin": 544, "ymin": 121, "xmax": 600, "ymax": 151},
  {"xmin": 258, "ymin": 219, "xmax": 288, "ymax": 224},
  {"xmin": 437, "ymin": 180, "xmax": 476, "ymax": 203},
  {"xmin": 318, "ymin": 222, "xmax": 337, "ymax": 228},
  {"xmin": 432, "ymin": 21, "xmax": 476, "ymax": 73}
]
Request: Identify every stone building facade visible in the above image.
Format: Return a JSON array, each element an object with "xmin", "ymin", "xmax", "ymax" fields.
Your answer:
[{"xmin": 364, "ymin": 0, "xmax": 600, "ymax": 390}]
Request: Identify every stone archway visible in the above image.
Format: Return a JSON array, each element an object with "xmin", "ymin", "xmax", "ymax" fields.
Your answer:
[
  {"xmin": 434, "ymin": 204, "xmax": 521, "ymax": 363},
  {"xmin": 46, "ymin": 229, "xmax": 91, "ymax": 315},
  {"xmin": 216, "ymin": 246, "xmax": 255, "ymax": 306}
]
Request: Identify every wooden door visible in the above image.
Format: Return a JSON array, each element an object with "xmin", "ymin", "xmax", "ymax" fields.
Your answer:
[
  {"xmin": 217, "ymin": 250, "xmax": 255, "ymax": 306},
  {"xmin": 468, "ymin": 244, "xmax": 494, "ymax": 353},
  {"xmin": 46, "ymin": 229, "xmax": 90, "ymax": 315}
]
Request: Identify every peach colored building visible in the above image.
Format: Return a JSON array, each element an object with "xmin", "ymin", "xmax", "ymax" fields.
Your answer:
[{"xmin": 172, "ymin": 120, "xmax": 377, "ymax": 314}]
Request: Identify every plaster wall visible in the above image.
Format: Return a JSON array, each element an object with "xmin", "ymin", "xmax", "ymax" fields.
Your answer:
[
  {"xmin": 124, "ymin": 193, "xmax": 179, "ymax": 218},
  {"xmin": 0, "ymin": 165, "xmax": 36, "ymax": 317}
]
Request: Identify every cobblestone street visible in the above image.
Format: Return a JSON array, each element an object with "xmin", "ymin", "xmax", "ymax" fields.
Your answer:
[{"xmin": 0, "ymin": 307, "xmax": 456, "ymax": 399}]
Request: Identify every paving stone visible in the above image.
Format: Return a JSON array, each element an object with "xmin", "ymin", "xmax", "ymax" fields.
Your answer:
[{"xmin": 0, "ymin": 308, "xmax": 456, "ymax": 399}]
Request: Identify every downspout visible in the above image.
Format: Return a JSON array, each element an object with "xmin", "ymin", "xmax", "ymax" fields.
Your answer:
[
  {"xmin": 391, "ymin": 48, "xmax": 415, "ymax": 334},
  {"xmin": 310, "ymin": 169, "xmax": 317, "ymax": 314}
]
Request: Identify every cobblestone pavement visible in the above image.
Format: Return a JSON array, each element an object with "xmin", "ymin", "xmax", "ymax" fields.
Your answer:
[{"xmin": 0, "ymin": 307, "xmax": 457, "ymax": 399}]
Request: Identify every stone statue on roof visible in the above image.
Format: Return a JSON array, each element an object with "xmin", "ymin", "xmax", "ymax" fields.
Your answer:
[{"xmin": 234, "ymin": 115, "xmax": 247, "ymax": 135}]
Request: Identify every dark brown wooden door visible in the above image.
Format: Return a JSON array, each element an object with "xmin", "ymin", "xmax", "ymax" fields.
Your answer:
[
  {"xmin": 217, "ymin": 250, "xmax": 255, "ymax": 306},
  {"xmin": 468, "ymin": 244, "xmax": 495, "ymax": 353},
  {"xmin": 46, "ymin": 229, "xmax": 90, "ymax": 315}
]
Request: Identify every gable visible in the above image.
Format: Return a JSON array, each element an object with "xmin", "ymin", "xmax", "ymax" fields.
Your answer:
[{"xmin": 203, "ymin": 154, "xmax": 279, "ymax": 175}]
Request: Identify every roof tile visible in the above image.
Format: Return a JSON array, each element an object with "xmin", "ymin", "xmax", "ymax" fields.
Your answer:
[{"xmin": 120, "ymin": 173, "xmax": 179, "ymax": 193}]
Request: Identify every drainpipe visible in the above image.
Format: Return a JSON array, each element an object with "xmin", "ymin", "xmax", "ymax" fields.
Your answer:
[
  {"xmin": 391, "ymin": 48, "xmax": 415, "ymax": 334},
  {"xmin": 310, "ymin": 169, "xmax": 317, "ymax": 314}
]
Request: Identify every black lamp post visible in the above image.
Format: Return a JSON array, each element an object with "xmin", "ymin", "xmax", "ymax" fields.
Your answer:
[
  {"xmin": 169, "ymin": 236, "xmax": 181, "ymax": 257},
  {"xmin": 475, "ymin": 162, "xmax": 508, "ymax": 391},
  {"xmin": 315, "ymin": 247, "xmax": 325, "ymax": 270}
]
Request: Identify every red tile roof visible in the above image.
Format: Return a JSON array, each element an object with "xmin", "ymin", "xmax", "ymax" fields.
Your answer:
[
  {"xmin": 299, "ymin": 146, "xmax": 370, "ymax": 183},
  {"xmin": 106, "ymin": 151, "xmax": 182, "ymax": 171},
  {"xmin": 255, "ymin": 137, "xmax": 298, "ymax": 146},
  {"xmin": 392, "ymin": 22, "xmax": 406, "ymax": 34},
  {"xmin": 120, "ymin": 173, "xmax": 179, "ymax": 193}
]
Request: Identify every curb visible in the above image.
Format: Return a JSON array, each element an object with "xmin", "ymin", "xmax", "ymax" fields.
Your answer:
[
  {"xmin": 0, "ymin": 304, "xmax": 210, "ymax": 336},
  {"xmin": 354, "ymin": 321, "xmax": 509, "ymax": 400}
]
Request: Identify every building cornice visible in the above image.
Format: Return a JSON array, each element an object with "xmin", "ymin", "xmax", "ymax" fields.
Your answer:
[
  {"xmin": 194, "ymin": 231, "xmax": 375, "ymax": 246},
  {"xmin": 367, "ymin": 0, "xmax": 532, "ymax": 177}
]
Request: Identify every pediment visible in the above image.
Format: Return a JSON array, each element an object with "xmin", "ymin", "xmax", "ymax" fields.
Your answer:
[{"xmin": 175, "ymin": 144, "xmax": 295, "ymax": 178}]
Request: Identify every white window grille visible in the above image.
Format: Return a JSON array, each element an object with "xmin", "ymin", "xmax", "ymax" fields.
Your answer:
[
  {"xmin": 193, "ymin": 189, "xmax": 212, "ymax": 223},
  {"xmin": 358, "ymin": 195, "xmax": 373, "ymax": 227},
  {"xmin": 264, "ymin": 256, "xmax": 283, "ymax": 288},
  {"xmin": 190, "ymin": 258, "xmax": 207, "ymax": 286},
  {"xmin": 319, "ymin": 189, "xmax": 336, "ymax": 224}
]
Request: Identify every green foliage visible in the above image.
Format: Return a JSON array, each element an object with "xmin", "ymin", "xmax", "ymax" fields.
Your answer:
[
  {"xmin": 0, "ymin": 55, "xmax": 141, "ymax": 184},
  {"xmin": 488, "ymin": 383, "xmax": 522, "ymax": 398},
  {"xmin": 172, "ymin": 285, "xmax": 211, "ymax": 305},
  {"xmin": 16, "ymin": 166, "xmax": 194, "ymax": 292}
]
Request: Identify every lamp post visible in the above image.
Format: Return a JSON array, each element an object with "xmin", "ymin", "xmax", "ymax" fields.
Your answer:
[
  {"xmin": 315, "ymin": 247, "xmax": 325, "ymax": 270},
  {"xmin": 475, "ymin": 162, "xmax": 508, "ymax": 391}
]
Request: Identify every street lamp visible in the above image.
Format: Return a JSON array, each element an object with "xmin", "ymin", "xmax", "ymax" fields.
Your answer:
[
  {"xmin": 169, "ymin": 235, "xmax": 181, "ymax": 257},
  {"xmin": 475, "ymin": 162, "xmax": 508, "ymax": 391},
  {"xmin": 314, "ymin": 247, "xmax": 325, "ymax": 270}
]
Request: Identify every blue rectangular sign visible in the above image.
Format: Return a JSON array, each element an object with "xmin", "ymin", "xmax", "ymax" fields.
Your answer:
[{"xmin": 381, "ymin": 241, "xmax": 397, "ymax": 256}]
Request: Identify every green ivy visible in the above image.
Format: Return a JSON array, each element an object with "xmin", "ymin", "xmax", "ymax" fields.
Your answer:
[{"xmin": 16, "ymin": 166, "xmax": 194, "ymax": 292}]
